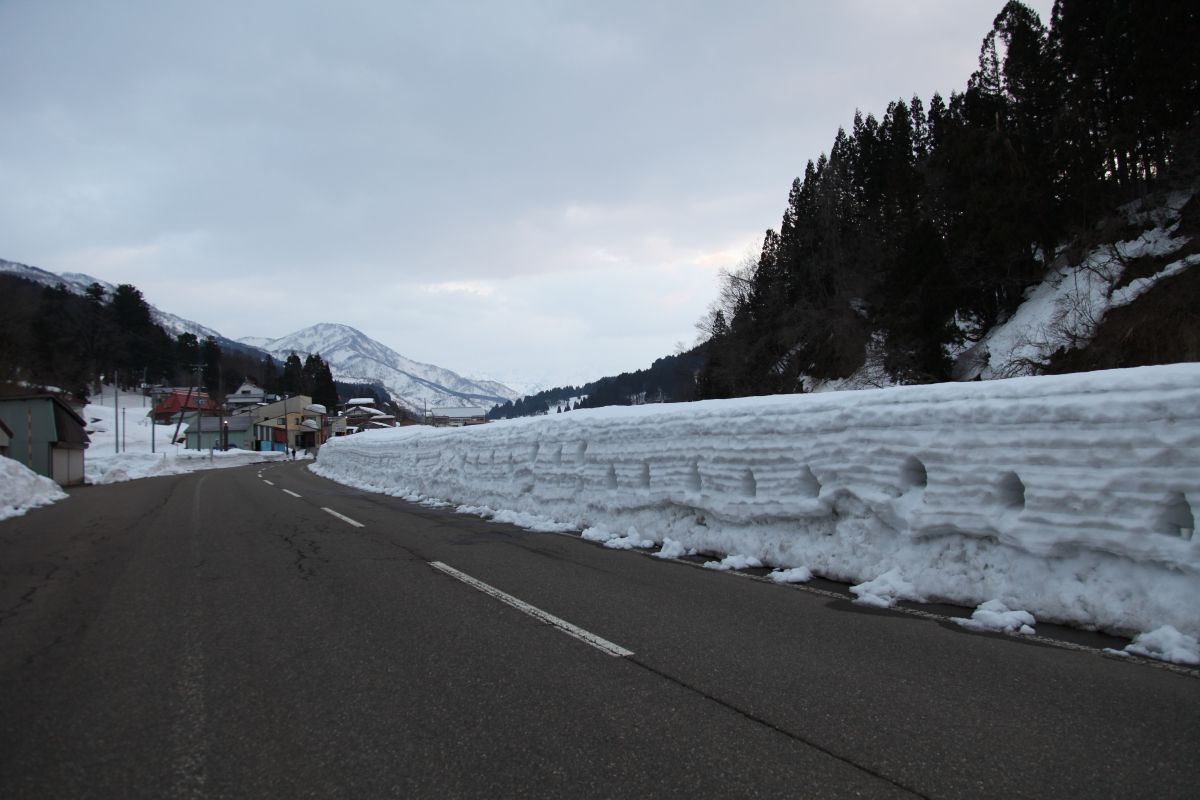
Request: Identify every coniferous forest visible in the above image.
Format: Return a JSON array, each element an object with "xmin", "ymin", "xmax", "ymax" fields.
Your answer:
[{"xmin": 694, "ymin": 0, "xmax": 1198, "ymax": 398}]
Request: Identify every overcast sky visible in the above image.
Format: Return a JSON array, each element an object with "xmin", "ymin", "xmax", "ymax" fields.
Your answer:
[{"xmin": 1, "ymin": 0, "xmax": 1053, "ymax": 392}]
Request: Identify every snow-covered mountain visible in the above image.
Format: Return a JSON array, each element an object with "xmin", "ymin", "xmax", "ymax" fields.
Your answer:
[
  {"xmin": 244, "ymin": 323, "xmax": 520, "ymax": 411},
  {"xmin": 0, "ymin": 257, "xmax": 227, "ymax": 344}
]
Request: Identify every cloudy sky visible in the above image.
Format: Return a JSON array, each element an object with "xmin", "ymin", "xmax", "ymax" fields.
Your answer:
[{"xmin": 1, "ymin": 0, "xmax": 1053, "ymax": 392}]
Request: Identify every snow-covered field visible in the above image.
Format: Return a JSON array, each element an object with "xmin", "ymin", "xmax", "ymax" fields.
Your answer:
[
  {"xmin": 83, "ymin": 389, "xmax": 288, "ymax": 484},
  {"xmin": 312, "ymin": 364, "xmax": 1200, "ymax": 664}
]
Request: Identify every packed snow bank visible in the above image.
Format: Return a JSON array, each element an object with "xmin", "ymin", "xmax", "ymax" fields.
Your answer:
[
  {"xmin": 86, "ymin": 449, "xmax": 291, "ymax": 484},
  {"xmin": 0, "ymin": 457, "xmax": 68, "ymax": 521},
  {"xmin": 312, "ymin": 364, "xmax": 1200, "ymax": 641}
]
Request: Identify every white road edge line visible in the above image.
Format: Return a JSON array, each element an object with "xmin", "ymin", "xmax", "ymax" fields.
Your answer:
[
  {"xmin": 429, "ymin": 561, "xmax": 633, "ymax": 658},
  {"xmin": 262, "ymin": 480, "xmax": 274, "ymax": 486},
  {"xmin": 282, "ymin": 489, "xmax": 302, "ymax": 498},
  {"xmin": 322, "ymin": 507, "xmax": 364, "ymax": 528}
]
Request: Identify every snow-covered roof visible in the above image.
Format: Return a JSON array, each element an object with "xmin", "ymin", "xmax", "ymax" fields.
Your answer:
[{"xmin": 346, "ymin": 397, "xmax": 375, "ymax": 406}]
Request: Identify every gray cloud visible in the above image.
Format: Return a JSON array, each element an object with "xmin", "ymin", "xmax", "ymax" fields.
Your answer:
[{"xmin": 1, "ymin": 0, "xmax": 1053, "ymax": 389}]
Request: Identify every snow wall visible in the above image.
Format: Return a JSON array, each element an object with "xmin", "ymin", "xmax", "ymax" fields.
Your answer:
[{"xmin": 313, "ymin": 364, "xmax": 1200, "ymax": 639}]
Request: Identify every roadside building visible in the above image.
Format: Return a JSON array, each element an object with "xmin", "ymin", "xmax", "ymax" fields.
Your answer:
[
  {"xmin": 0, "ymin": 417, "xmax": 11, "ymax": 456},
  {"xmin": 429, "ymin": 407, "xmax": 488, "ymax": 427},
  {"xmin": 342, "ymin": 399, "xmax": 396, "ymax": 431},
  {"xmin": 0, "ymin": 395, "xmax": 91, "ymax": 485},
  {"xmin": 183, "ymin": 415, "xmax": 255, "ymax": 451},
  {"xmin": 225, "ymin": 381, "xmax": 266, "ymax": 414},
  {"xmin": 251, "ymin": 396, "xmax": 327, "ymax": 452},
  {"xmin": 151, "ymin": 388, "xmax": 218, "ymax": 424}
]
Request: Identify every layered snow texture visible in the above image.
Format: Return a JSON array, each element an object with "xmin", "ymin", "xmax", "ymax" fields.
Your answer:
[
  {"xmin": 312, "ymin": 364, "xmax": 1200, "ymax": 641},
  {"xmin": 0, "ymin": 457, "xmax": 67, "ymax": 520}
]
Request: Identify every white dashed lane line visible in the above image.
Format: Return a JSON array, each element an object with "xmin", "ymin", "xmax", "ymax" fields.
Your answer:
[
  {"xmin": 322, "ymin": 507, "xmax": 365, "ymax": 528},
  {"xmin": 430, "ymin": 561, "xmax": 633, "ymax": 658},
  {"xmin": 262, "ymin": 480, "xmax": 274, "ymax": 486},
  {"xmin": 282, "ymin": 489, "xmax": 302, "ymax": 498}
]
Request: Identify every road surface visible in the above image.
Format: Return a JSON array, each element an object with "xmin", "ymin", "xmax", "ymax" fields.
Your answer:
[{"xmin": 1, "ymin": 461, "xmax": 1197, "ymax": 798}]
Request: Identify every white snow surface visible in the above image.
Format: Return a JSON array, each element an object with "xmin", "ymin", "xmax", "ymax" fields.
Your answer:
[
  {"xmin": 313, "ymin": 364, "xmax": 1200, "ymax": 643},
  {"xmin": 0, "ymin": 457, "xmax": 67, "ymax": 520}
]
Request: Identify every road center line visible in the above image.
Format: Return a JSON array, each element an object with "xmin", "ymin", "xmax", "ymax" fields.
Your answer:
[
  {"xmin": 322, "ymin": 507, "xmax": 364, "ymax": 528},
  {"xmin": 262, "ymin": 480, "xmax": 274, "ymax": 486},
  {"xmin": 429, "ymin": 561, "xmax": 633, "ymax": 658},
  {"xmin": 282, "ymin": 489, "xmax": 301, "ymax": 498}
]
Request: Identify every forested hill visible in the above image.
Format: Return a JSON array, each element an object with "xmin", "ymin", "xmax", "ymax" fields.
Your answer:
[
  {"xmin": 492, "ymin": 1, "xmax": 1198, "ymax": 419},
  {"xmin": 696, "ymin": 0, "xmax": 1199, "ymax": 398},
  {"xmin": 487, "ymin": 348, "xmax": 704, "ymax": 419},
  {"xmin": 0, "ymin": 274, "xmax": 398, "ymax": 414}
]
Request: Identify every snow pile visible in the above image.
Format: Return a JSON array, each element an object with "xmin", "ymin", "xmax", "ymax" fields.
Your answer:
[
  {"xmin": 1123, "ymin": 626, "xmax": 1200, "ymax": 666},
  {"xmin": 850, "ymin": 568, "xmax": 921, "ymax": 609},
  {"xmin": 768, "ymin": 566, "xmax": 813, "ymax": 584},
  {"xmin": 312, "ymin": 364, "xmax": 1200, "ymax": 641},
  {"xmin": 86, "ymin": 449, "xmax": 289, "ymax": 484},
  {"xmin": 704, "ymin": 554, "xmax": 764, "ymax": 571},
  {"xmin": 0, "ymin": 457, "xmax": 68, "ymax": 520},
  {"xmin": 953, "ymin": 600, "xmax": 1037, "ymax": 636}
]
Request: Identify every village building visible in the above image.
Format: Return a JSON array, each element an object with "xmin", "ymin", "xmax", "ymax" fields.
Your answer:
[
  {"xmin": 0, "ymin": 395, "xmax": 91, "ymax": 485},
  {"xmin": 342, "ymin": 398, "xmax": 396, "ymax": 431},
  {"xmin": 183, "ymin": 415, "xmax": 255, "ymax": 451},
  {"xmin": 250, "ymin": 396, "xmax": 327, "ymax": 452},
  {"xmin": 225, "ymin": 381, "xmax": 266, "ymax": 413},
  {"xmin": 151, "ymin": 388, "xmax": 219, "ymax": 424},
  {"xmin": 0, "ymin": 417, "xmax": 12, "ymax": 456},
  {"xmin": 428, "ymin": 407, "xmax": 488, "ymax": 427}
]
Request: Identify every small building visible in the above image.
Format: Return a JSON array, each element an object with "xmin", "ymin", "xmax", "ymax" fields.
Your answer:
[
  {"xmin": 225, "ymin": 381, "xmax": 266, "ymax": 413},
  {"xmin": 342, "ymin": 399, "xmax": 396, "ymax": 430},
  {"xmin": 0, "ymin": 417, "xmax": 11, "ymax": 456},
  {"xmin": 0, "ymin": 395, "xmax": 91, "ymax": 486},
  {"xmin": 429, "ymin": 407, "xmax": 488, "ymax": 427},
  {"xmin": 183, "ymin": 414, "xmax": 255, "ymax": 451},
  {"xmin": 251, "ymin": 395, "xmax": 326, "ymax": 452},
  {"xmin": 152, "ymin": 389, "xmax": 219, "ymax": 424}
]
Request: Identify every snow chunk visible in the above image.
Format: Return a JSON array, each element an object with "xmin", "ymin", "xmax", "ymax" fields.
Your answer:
[
  {"xmin": 850, "ymin": 568, "xmax": 919, "ymax": 608},
  {"xmin": 703, "ymin": 554, "xmax": 764, "ymax": 571},
  {"xmin": 769, "ymin": 566, "xmax": 813, "ymax": 584},
  {"xmin": 953, "ymin": 599, "xmax": 1037, "ymax": 635},
  {"xmin": 654, "ymin": 537, "xmax": 690, "ymax": 559},
  {"xmin": 1124, "ymin": 626, "xmax": 1200, "ymax": 666},
  {"xmin": 603, "ymin": 526, "xmax": 656, "ymax": 550}
]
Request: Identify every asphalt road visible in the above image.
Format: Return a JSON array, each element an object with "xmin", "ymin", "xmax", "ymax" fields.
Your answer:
[{"xmin": 1, "ymin": 461, "xmax": 1197, "ymax": 798}]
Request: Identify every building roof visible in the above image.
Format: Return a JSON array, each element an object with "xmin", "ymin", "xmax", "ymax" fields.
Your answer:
[
  {"xmin": 345, "ymin": 397, "xmax": 376, "ymax": 406},
  {"xmin": 0, "ymin": 394, "xmax": 90, "ymax": 446},
  {"xmin": 154, "ymin": 390, "xmax": 217, "ymax": 414}
]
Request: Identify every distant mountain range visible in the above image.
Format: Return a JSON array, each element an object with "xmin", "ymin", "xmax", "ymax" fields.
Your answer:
[
  {"xmin": 1, "ymin": 258, "xmax": 519, "ymax": 411},
  {"xmin": 245, "ymin": 323, "xmax": 520, "ymax": 411}
]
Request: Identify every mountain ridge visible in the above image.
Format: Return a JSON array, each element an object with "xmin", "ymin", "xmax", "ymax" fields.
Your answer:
[
  {"xmin": 244, "ymin": 323, "xmax": 519, "ymax": 411},
  {"xmin": 2, "ymin": 258, "xmax": 519, "ymax": 411}
]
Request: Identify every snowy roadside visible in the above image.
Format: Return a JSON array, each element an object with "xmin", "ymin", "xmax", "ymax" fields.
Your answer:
[
  {"xmin": 82, "ymin": 390, "xmax": 294, "ymax": 484},
  {"xmin": 1, "ymin": 457, "xmax": 67, "ymax": 521},
  {"xmin": 312, "ymin": 364, "xmax": 1200, "ymax": 665}
]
